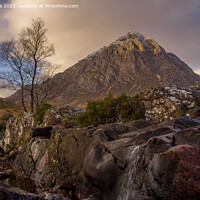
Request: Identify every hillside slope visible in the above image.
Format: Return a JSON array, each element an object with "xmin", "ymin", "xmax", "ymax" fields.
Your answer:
[{"xmin": 8, "ymin": 32, "xmax": 200, "ymax": 107}]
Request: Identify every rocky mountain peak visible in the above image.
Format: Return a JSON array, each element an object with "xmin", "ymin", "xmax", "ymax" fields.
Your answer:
[
  {"xmin": 7, "ymin": 31, "xmax": 200, "ymax": 107},
  {"xmin": 114, "ymin": 31, "xmax": 165, "ymax": 55},
  {"xmin": 86, "ymin": 31, "xmax": 165, "ymax": 60}
]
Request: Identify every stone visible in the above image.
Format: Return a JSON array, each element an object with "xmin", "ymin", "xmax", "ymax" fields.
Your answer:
[
  {"xmin": 0, "ymin": 182, "xmax": 43, "ymax": 200},
  {"xmin": 123, "ymin": 119, "xmax": 153, "ymax": 130},
  {"xmin": 31, "ymin": 139, "xmax": 49, "ymax": 162},
  {"xmin": 172, "ymin": 116, "xmax": 200, "ymax": 130},
  {"xmin": 117, "ymin": 121, "xmax": 200, "ymax": 200},
  {"xmin": 141, "ymin": 87, "xmax": 200, "ymax": 123},
  {"xmin": 42, "ymin": 105, "xmax": 85, "ymax": 127},
  {"xmin": 2, "ymin": 109, "xmax": 200, "ymax": 200},
  {"xmin": 148, "ymin": 145, "xmax": 200, "ymax": 199},
  {"xmin": 3, "ymin": 112, "xmax": 35, "ymax": 150},
  {"xmin": 84, "ymin": 143, "xmax": 119, "ymax": 191}
]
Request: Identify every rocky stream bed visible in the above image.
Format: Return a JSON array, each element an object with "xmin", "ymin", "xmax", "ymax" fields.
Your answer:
[{"xmin": 0, "ymin": 115, "xmax": 200, "ymax": 199}]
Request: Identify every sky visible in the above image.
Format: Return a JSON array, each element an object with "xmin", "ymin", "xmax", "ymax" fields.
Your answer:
[{"xmin": 0, "ymin": 0, "xmax": 200, "ymax": 97}]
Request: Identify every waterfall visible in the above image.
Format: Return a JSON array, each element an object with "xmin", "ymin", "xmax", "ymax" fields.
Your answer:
[{"xmin": 117, "ymin": 145, "xmax": 141, "ymax": 200}]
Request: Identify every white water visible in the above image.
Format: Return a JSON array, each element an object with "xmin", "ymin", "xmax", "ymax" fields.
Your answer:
[{"xmin": 117, "ymin": 145, "xmax": 141, "ymax": 200}]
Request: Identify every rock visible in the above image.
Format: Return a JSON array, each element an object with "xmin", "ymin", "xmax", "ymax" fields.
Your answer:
[
  {"xmin": 31, "ymin": 139, "xmax": 49, "ymax": 162},
  {"xmin": 42, "ymin": 105, "xmax": 85, "ymax": 127},
  {"xmin": 48, "ymin": 128, "xmax": 96, "ymax": 197},
  {"xmin": 0, "ymin": 182, "xmax": 43, "ymax": 200},
  {"xmin": 0, "ymin": 182, "xmax": 66, "ymax": 200},
  {"xmin": 13, "ymin": 138, "xmax": 49, "ymax": 187},
  {"xmin": 120, "ymin": 124, "xmax": 175, "ymax": 144},
  {"xmin": 0, "ymin": 171, "xmax": 11, "ymax": 180},
  {"xmin": 141, "ymin": 87, "xmax": 200, "ymax": 123},
  {"xmin": 123, "ymin": 119, "xmax": 153, "ymax": 130},
  {"xmin": 117, "ymin": 120, "xmax": 200, "ymax": 200},
  {"xmin": 84, "ymin": 123, "xmax": 143, "ymax": 196},
  {"xmin": 0, "ymin": 132, "xmax": 4, "ymax": 140},
  {"xmin": 3, "ymin": 110, "xmax": 200, "ymax": 200},
  {"xmin": 12, "ymin": 126, "xmax": 96, "ymax": 197},
  {"xmin": 84, "ymin": 143, "xmax": 119, "ymax": 191},
  {"xmin": 43, "ymin": 192, "xmax": 66, "ymax": 200},
  {"xmin": 0, "ymin": 146, "xmax": 4, "ymax": 156},
  {"xmin": 148, "ymin": 145, "xmax": 200, "ymax": 200},
  {"xmin": 0, "ymin": 157, "xmax": 12, "ymax": 180},
  {"xmin": 81, "ymin": 198, "xmax": 101, "ymax": 200},
  {"xmin": 173, "ymin": 127, "xmax": 200, "ymax": 148},
  {"xmin": 172, "ymin": 116, "xmax": 200, "ymax": 130},
  {"xmin": 3, "ymin": 112, "xmax": 35, "ymax": 150}
]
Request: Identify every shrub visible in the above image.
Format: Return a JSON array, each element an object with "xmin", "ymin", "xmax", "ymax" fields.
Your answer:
[
  {"xmin": 34, "ymin": 103, "xmax": 53, "ymax": 123},
  {"xmin": 75, "ymin": 94, "xmax": 144, "ymax": 127}
]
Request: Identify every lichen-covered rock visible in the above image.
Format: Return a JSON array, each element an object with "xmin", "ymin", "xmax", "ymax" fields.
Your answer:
[
  {"xmin": 141, "ymin": 87, "xmax": 200, "ymax": 123},
  {"xmin": 3, "ymin": 113, "xmax": 36, "ymax": 150},
  {"xmin": 14, "ymin": 139, "xmax": 43, "ymax": 176},
  {"xmin": 48, "ymin": 127, "xmax": 95, "ymax": 198},
  {"xmin": 42, "ymin": 105, "xmax": 85, "ymax": 127},
  {"xmin": 148, "ymin": 144, "xmax": 200, "ymax": 199},
  {"xmin": 31, "ymin": 139, "xmax": 49, "ymax": 163},
  {"xmin": 13, "ymin": 138, "xmax": 50, "ymax": 189},
  {"xmin": 11, "ymin": 126, "xmax": 95, "ymax": 198}
]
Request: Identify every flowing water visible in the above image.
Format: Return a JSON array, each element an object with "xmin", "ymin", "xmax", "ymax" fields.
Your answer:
[{"xmin": 117, "ymin": 145, "xmax": 141, "ymax": 200}]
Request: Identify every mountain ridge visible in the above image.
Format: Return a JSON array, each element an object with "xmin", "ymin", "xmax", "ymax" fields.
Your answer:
[{"xmin": 7, "ymin": 31, "xmax": 200, "ymax": 107}]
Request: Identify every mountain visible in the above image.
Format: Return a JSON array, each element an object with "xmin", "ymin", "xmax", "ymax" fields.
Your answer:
[
  {"xmin": 7, "ymin": 31, "xmax": 200, "ymax": 107},
  {"xmin": 0, "ymin": 79, "xmax": 15, "ymax": 98}
]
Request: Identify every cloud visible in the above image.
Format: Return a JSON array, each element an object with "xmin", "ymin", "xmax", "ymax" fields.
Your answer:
[{"xmin": 0, "ymin": 0, "xmax": 199, "ymax": 73}]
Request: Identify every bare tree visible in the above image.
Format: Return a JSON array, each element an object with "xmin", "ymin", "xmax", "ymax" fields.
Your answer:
[
  {"xmin": 19, "ymin": 18, "xmax": 55, "ymax": 112},
  {"xmin": 0, "ymin": 40, "xmax": 28, "ymax": 111},
  {"xmin": 0, "ymin": 18, "xmax": 56, "ymax": 112}
]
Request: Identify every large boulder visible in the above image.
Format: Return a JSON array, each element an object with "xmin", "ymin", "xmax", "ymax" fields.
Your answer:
[
  {"xmin": 84, "ymin": 122, "xmax": 154, "ymax": 199},
  {"xmin": 13, "ymin": 138, "xmax": 49, "ymax": 189},
  {"xmin": 3, "ymin": 113, "xmax": 36, "ymax": 151},
  {"xmin": 48, "ymin": 127, "xmax": 96, "ymax": 198},
  {"xmin": 117, "ymin": 120, "xmax": 200, "ymax": 200},
  {"xmin": 141, "ymin": 87, "xmax": 200, "ymax": 123},
  {"xmin": 42, "ymin": 105, "xmax": 85, "ymax": 127},
  {"xmin": 12, "ymin": 126, "xmax": 96, "ymax": 198}
]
